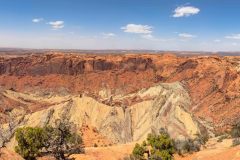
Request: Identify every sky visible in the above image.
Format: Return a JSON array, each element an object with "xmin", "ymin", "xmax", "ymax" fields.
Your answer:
[{"xmin": 1, "ymin": 0, "xmax": 240, "ymax": 51}]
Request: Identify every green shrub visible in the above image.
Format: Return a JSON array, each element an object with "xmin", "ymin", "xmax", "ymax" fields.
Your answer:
[
  {"xmin": 131, "ymin": 129, "xmax": 206, "ymax": 159},
  {"xmin": 150, "ymin": 149, "xmax": 172, "ymax": 160},
  {"xmin": 194, "ymin": 133, "xmax": 209, "ymax": 145},
  {"xmin": 43, "ymin": 119, "xmax": 83, "ymax": 160},
  {"xmin": 15, "ymin": 127, "xmax": 47, "ymax": 160},
  {"xmin": 231, "ymin": 121, "xmax": 240, "ymax": 138},
  {"xmin": 174, "ymin": 137, "xmax": 203, "ymax": 155},
  {"xmin": 147, "ymin": 133, "xmax": 174, "ymax": 160},
  {"xmin": 232, "ymin": 138, "xmax": 240, "ymax": 146},
  {"xmin": 15, "ymin": 119, "xmax": 83, "ymax": 160},
  {"xmin": 131, "ymin": 129, "xmax": 174, "ymax": 160},
  {"xmin": 132, "ymin": 143, "xmax": 146, "ymax": 160}
]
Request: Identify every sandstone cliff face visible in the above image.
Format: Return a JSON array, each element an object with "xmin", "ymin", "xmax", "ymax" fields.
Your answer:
[
  {"xmin": 0, "ymin": 53, "xmax": 154, "ymax": 76},
  {"xmin": 0, "ymin": 53, "xmax": 239, "ymax": 146},
  {"xmin": 1, "ymin": 82, "xmax": 202, "ymax": 149}
]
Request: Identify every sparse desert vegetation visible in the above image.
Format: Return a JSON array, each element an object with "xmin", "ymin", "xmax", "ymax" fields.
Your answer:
[
  {"xmin": 231, "ymin": 121, "xmax": 240, "ymax": 146},
  {"xmin": 14, "ymin": 118, "xmax": 83, "ymax": 160},
  {"xmin": 131, "ymin": 129, "xmax": 174, "ymax": 160}
]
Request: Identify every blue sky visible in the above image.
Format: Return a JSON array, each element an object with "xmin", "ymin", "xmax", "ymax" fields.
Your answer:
[{"xmin": 1, "ymin": 0, "xmax": 240, "ymax": 51}]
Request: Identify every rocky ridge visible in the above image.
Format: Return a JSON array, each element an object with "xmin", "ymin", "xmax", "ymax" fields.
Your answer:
[{"xmin": 1, "ymin": 82, "xmax": 203, "ymax": 149}]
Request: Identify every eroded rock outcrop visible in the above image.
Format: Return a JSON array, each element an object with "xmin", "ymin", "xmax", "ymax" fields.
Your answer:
[{"xmin": 1, "ymin": 82, "xmax": 203, "ymax": 149}]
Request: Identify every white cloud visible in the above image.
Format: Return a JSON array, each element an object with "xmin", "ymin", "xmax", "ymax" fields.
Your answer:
[
  {"xmin": 141, "ymin": 34, "xmax": 160, "ymax": 41},
  {"xmin": 225, "ymin": 34, "xmax": 240, "ymax": 40},
  {"xmin": 121, "ymin": 24, "xmax": 153, "ymax": 34},
  {"xmin": 141, "ymin": 34, "xmax": 154, "ymax": 39},
  {"xmin": 32, "ymin": 18, "xmax": 44, "ymax": 23},
  {"xmin": 173, "ymin": 6, "xmax": 200, "ymax": 17},
  {"xmin": 141, "ymin": 34, "xmax": 174, "ymax": 42},
  {"xmin": 102, "ymin": 32, "xmax": 116, "ymax": 38},
  {"xmin": 48, "ymin": 21, "xmax": 64, "ymax": 30},
  {"xmin": 178, "ymin": 33, "xmax": 196, "ymax": 38},
  {"xmin": 214, "ymin": 39, "xmax": 221, "ymax": 42}
]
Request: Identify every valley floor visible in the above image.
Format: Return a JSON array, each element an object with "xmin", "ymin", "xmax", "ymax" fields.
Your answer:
[
  {"xmin": 70, "ymin": 139, "xmax": 240, "ymax": 160},
  {"xmin": 1, "ymin": 138, "xmax": 240, "ymax": 160}
]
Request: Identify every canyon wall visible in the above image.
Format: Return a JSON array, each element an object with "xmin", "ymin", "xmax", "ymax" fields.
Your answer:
[{"xmin": 0, "ymin": 53, "xmax": 240, "ymax": 148}]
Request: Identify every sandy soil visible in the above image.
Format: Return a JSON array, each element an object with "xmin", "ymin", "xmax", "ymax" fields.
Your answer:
[
  {"xmin": 71, "ymin": 139, "xmax": 240, "ymax": 160},
  {"xmin": 1, "ymin": 138, "xmax": 240, "ymax": 160},
  {"xmin": 71, "ymin": 143, "xmax": 134, "ymax": 160},
  {"xmin": 0, "ymin": 148, "xmax": 23, "ymax": 160}
]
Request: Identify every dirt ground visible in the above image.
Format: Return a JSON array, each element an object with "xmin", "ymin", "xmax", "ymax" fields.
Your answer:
[
  {"xmin": 1, "ymin": 138, "xmax": 240, "ymax": 160},
  {"xmin": 71, "ymin": 139, "xmax": 240, "ymax": 160}
]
